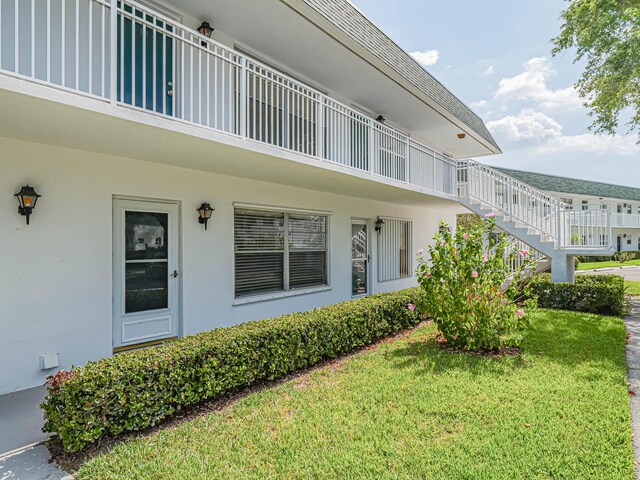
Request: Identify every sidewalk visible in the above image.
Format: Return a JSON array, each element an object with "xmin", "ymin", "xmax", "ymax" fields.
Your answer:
[
  {"xmin": 0, "ymin": 386, "xmax": 48, "ymax": 456},
  {"xmin": 0, "ymin": 445, "xmax": 72, "ymax": 480},
  {"xmin": 578, "ymin": 265, "xmax": 640, "ymax": 282},
  {"xmin": 0, "ymin": 386, "xmax": 72, "ymax": 479},
  {"xmin": 625, "ymin": 297, "xmax": 640, "ymax": 479}
]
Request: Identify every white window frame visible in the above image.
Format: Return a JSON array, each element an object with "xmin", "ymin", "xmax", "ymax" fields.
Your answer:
[{"xmin": 233, "ymin": 204, "xmax": 331, "ymax": 305}]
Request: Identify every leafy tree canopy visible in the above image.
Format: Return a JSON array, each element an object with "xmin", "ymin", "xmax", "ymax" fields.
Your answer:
[{"xmin": 553, "ymin": 0, "xmax": 640, "ymax": 139}]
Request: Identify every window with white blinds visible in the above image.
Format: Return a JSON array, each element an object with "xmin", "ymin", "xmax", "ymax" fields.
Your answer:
[
  {"xmin": 234, "ymin": 209, "xmax": 328, "ymax": 297},
  {"xmin": 377, "ymin": 218, "xmax": 412, "ymax": 282}
]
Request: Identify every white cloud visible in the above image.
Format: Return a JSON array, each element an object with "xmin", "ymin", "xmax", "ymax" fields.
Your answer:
[
  {"xmin": 487, "ymin": 108, "xmax": 638, "ymax": 156},
  {"xmin": 487, "ymin": 109, "xmax": 562, "ymax": 142},
  {"xmin": 483, "ymin": 65, "xmax": 495, "ymax": 76},
  {"xmin": 494, "ymin": 57, "xmax": 582, "ymax": 110},
  {"xmin": 541, "ymin": 133, "xmax": 638, "ymax": 156},
  {"xmin": 470, "ymin": 100, "xmax": 488, "ymax": 110},
  {"xmin": 409, "ymin": 49, "xmax": 440, "ymax": 67}
]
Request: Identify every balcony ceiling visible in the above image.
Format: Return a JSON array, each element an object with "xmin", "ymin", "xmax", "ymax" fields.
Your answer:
[
  {"xmin": 175, "ymin": 0, "xmax": 497, "ymax": 159},
  {"xmin": 0, "ymin": 84, "xmax": 461, "ymax": 208}
]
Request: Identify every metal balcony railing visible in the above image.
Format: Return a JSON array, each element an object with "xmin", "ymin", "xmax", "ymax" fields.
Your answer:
[
  {"xmin": 0, "ymin": 0, "xmax": 458, "ymax": 197},
  {"xmin": 1, "ymin": 0, "xmax": 614, "ymax": 252}
]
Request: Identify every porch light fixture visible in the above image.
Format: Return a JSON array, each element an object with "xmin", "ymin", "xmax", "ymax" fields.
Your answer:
[
  {"xmin": 197, "ymin": 202, "xmax": 214, "ymax": 230},
  {"xmin": 376, "ymin": 115, "xmax": 386, "ymax": 124},
  {"xmin": 14, "ymin": 185, "xmax": 41, "ymax": 225},
  {"xmin": 197, "ymin": 21, "xmax": 214, "ymax": 46},
  {"xmin": 375, "ymin": 217, "xmax": 385, "ymax": 234},
  {"xmin": 457, "ymin": 133, "xmax": 466, "ymax": 139}
]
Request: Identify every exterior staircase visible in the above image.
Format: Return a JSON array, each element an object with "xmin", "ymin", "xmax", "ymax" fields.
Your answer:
[{"xmin": 457, "ymin": 160, "xmax": 614, "ymax": 282}]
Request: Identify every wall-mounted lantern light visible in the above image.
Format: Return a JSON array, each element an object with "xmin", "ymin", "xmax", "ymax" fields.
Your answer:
[
  {"xmin": 375, "ymin": 115, "xmax": 386, "ymax": 124},
  {"xmin": 197, "ymin": 203, "xmax": 214, "ymax": 230},
  {"xmin": 197, "ymin": 21, "xmax": 214, "ymax": 46},
  {"xmin": 375, "ymin": 217, "xmax": 385, "ymax": 234},
  {"xmin": 14, "ymin": 185, "xmax": 41, "ymax": 225}
]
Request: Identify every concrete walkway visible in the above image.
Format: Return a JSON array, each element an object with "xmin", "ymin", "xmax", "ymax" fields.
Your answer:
[
  {"xmin": 0, "ymin": 445, "xmax": 72, "ymax": 480},
  {"xmin": 0, "ymin": 386, "xmax": 48, "ymax": 456},
  {"xmin": 0, "ymin": 386, "xmax": 72, "ymax": 479},
  {"xmin": 578, "ymin": 265, "xmax": 640, "ymax": 281},
  {"xmin": 626, "ymin": 297, "xmax": 640, "ymax": 479}
]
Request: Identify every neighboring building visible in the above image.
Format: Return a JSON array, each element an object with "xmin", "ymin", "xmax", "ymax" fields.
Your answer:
[
  {"xmin": 496, "ymin": 167, "xmax": 640, "ymax": 253},
  {"xmin": 0, "ymin": 0, "xmax": 610, "ymax": 400}
]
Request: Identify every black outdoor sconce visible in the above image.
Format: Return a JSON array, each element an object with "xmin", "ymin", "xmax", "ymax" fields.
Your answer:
[
  {"xmin": 197, "ymin": 203, "xmax": 215, "ymax": 230},
  {"xmin": 375, "ymin": 217, "xmax": 385, "ymax": 234},
  {"xmin": 14, "ymin": 185, "xmax": 41, "ymax": 225},
  {"xmin": 197, "ymin": 21, "xmax": 214, "ymax": 46}
]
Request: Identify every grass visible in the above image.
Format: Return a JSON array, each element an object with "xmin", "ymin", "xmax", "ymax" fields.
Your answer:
[
  {"xmin": 77, "ymin": 310, "xmax": 634, "ymax": 480},
  {"xmin": 626, "ymin": 280, "xmax": 640, "ymax": 296},
  {"xmin": 577, "ymin": 259, "xmax": 640, "ymax": 271}
]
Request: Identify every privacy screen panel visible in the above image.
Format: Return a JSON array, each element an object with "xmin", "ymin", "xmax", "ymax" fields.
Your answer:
[{"xmin": 377, "ymin": 218, "xmax": 412, "ymax": 282}]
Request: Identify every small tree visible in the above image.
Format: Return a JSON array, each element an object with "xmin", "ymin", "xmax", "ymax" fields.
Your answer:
[
  {"xmin": 415, "ymin": 217, "xmax": 535, "ymax": 351},
  {"xmin": 552, "ymin": 0, "xmax": 640, "ymax": 140}
]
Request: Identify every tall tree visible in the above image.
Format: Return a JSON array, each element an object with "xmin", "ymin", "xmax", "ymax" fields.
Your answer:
[{"xmin": 553, "ymin": 0, "xmax": 640, "ymax": 139}]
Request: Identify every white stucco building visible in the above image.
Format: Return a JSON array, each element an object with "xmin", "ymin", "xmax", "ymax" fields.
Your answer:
[
  {"xmin": 496, "ymin": 167, "xmax": 640, "ymax": 253},
  {"xmin": 0, "ymin": 0, "xmax": 613, "ymax": 413}
]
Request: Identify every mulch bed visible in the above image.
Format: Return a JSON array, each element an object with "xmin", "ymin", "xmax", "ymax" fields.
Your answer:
[{"xmin": 435, "ymin": 334, "xmax": 523, "ymax": 357}]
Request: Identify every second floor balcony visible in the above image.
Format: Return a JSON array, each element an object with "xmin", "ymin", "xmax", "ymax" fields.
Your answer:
[
  {"xmin": 612, "ymin": 212, "xmax": 640, "ymax": 228},
  {"xmin": 0, "ymin": 0, "xmax": 461, "ymax": 199}
]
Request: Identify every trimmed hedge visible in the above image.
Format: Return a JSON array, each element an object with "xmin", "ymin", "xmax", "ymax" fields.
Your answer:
[
  {"xmin": 577, "ymin": 251, "xmax": 640, "ymax": 263},
  {"xmin": 41, "ymin": 288, "xmax": 425, "ymax": 452},
  {"xmin": 526, "ymin": 274, "xmax": 627, "ymax": 316}
]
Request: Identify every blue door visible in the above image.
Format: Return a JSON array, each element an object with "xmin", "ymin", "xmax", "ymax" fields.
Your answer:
[{"xmin": 117, "ymin": 3, "xmax": 173, "ymax": 115}]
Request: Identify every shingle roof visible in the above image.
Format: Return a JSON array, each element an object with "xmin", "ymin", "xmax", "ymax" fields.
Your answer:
[
  {"xmin": 296, "ymin": 0, "xmax": 500, "ymax": 152},
  {"xmin": 494, "ymin": 167, "xmax": 640, "ymax": 202}
]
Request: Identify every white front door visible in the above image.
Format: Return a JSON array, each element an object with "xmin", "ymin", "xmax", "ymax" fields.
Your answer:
[
  {"xmin": 351, "ymin": 220, "xmax": 370, "ymax": 296},
  {"xmin": 113, "ymin": 198, "xmax": 180, "ymax": 350}
]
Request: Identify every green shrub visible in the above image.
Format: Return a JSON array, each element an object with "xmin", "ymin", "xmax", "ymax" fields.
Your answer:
[
  {"xmin": 614, "ymin": 251, "xmax": 637, "ymax": 263},
  {"xmin": 526, "ymin": 274, "xmax": 627, "ymax": 316},
  {"xmin": 578, "ymin": 251, "xmax": 640, "ymax": 263},
  {"xmin": 41, "ymin": 289, "xmax": 425, "ymax": 452},
  {"xmin": 416, "ymin": 218, "xmax": 535, "ymax": 351}
]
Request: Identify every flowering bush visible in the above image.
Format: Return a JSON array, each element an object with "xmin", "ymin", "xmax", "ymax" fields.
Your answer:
[{"xmin": 416, "ymin": 217, "xmax": 535, "ymax": 351}]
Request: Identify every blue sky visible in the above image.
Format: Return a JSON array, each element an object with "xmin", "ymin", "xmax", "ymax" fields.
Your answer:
[{"xmin": 351, "ymin": 0, "xmax": 639, "ymax": 187}]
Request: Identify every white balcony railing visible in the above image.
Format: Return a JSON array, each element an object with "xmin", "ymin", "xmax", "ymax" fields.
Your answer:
[
  {"xmin": 0, "ymin": 0, "xmax": 458, "ymax": 197},
  {"xmin": 564, "ymin": 211, "xmax": 640, "ymax": 228},
  {"xmin": 612, "ymin": 213, "xmax": 640, "ymax": 228},
  {"xmin": 458, "ymin": 160, "xmax": 612, "ymax": 250}
]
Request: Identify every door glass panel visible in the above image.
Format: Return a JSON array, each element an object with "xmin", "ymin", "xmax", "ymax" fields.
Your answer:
[
  {"xmin": 125, "ymin": 211, "xmax": 169, "ymax": 313},
  {"xmin": 351, "ymin": 224, "xmax": 368, "ymax": 296},
  {"xmin": 125, "ymin": 262, "xmax": 168, "ymax": 313},
  {"xmin": 125, "ymin": 212, "xmax": 168, "ymax": 260}
]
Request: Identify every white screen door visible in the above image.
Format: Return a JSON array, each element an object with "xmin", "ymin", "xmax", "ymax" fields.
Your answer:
[
  {"xmin": 113, "ymin": 198, "xmax": 180, "ymax": 350},
  {"xmin": 351, "ymin": 221, "xmax": 369, "ymax": 296}
]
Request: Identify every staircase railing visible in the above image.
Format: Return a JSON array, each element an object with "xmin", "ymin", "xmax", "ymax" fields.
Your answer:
[
  {"xmin": 458, "ymin": 160, "xmax": 612, "ymax": 251},
  {"xmin": 505, "ymin": 235, "xmax": 542, "ymax": 274}
]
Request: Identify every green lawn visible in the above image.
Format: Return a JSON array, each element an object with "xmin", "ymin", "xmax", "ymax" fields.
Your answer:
[
  {"xmin": 578, "ymin": 259, "xmax": 640, "ymax": 271},
  {"xmin": 626, "ymin": 281, "xmax": 640, "ymax": 296},
  {"xmin": 78, "ymin": 310, "xmax": 634, "ymax": 480}
]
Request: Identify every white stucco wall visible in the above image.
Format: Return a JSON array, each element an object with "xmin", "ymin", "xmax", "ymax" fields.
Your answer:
[
  {"xmin": 0, "ymin": 136, "xmax": 460, "ymax": 394},
  {"xmin": 613, "ymin": 229, "xmax": 640, "ymax": 252}
]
